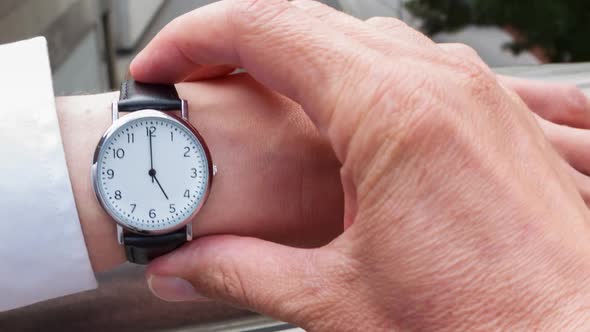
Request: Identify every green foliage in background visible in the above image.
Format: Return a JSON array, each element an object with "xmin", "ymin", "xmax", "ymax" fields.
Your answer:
[{"xmin": 406, "ymin": 0, "xmax": 590, "ymax": 62}]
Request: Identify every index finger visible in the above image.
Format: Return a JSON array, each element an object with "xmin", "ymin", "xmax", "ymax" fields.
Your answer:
[{"xmin": 131, "ymin": 0, "xmax": 384, "ymax": 158}]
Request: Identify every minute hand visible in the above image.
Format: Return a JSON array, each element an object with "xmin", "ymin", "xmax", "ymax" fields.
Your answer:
[
  {"xmin": 149, "ymin": 132, "xmax": 154, "ymax": 183},
  {"xmin": 152, "ymin": 174, "xmax": 169, "ymax": 200}
]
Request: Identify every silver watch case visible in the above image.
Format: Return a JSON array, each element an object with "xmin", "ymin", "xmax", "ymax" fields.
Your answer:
[{"xmin": 91, "ymin": 100, "xmax": 215, "ymax": 244}]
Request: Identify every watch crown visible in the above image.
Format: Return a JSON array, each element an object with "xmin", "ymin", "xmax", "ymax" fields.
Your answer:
[{"xmin": 213, "ymin": 165, "xmax": 218, "ymax": 176}]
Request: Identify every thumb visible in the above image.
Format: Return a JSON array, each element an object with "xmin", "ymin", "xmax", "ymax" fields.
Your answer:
[{"xmin": 146, "ymin": 235, "xmax": 329, "ymax": 320}]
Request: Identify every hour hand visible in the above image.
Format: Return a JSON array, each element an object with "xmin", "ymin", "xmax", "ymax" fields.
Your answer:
[{"xmin": 152, "ymin": 172, "xmax": 169, "ymax": 200}]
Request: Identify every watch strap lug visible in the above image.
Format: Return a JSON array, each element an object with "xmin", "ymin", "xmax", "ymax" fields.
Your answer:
[
  {"xmin": 181, "ymin": 99, "xmax": 189, "ymax": 120},
  {"xmin": 186, "ymin": 223, "xmax": 193, "ymax": 241},
  {"xmin": 111, "ymin": 101, "xmax": 119, "ymax": 122},
  {"xmin": 117, "ymin": 225, "xmax": 124, "ymax": 245}
]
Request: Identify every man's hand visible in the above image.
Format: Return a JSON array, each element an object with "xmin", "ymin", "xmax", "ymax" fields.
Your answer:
[
  {"xmin": 130, "ymin": 1, "xmax": 590, "ymax": 331},
  {"xmin": 58, "ymin": 64, "xmax": 590, "ymax": 278}
]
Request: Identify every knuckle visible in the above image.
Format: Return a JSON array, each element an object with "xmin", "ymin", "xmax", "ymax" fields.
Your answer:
[
  {"xmin": 451, "ymin": 57, "xmax": 498, "ymax": 99},
  {"xmin": 451, "ymin": 51, "xmax": 491, "ymax": 81},
  {"xmin": 466, "ymin": 63, "xmax": 491, "ymax": 84},
  {"xmin": 466, "ymin": 77, "xmax": 505, "ymax": 116},
  {"xmin": 439, "ymin": 44, "xmax": 492, "ymax": 81}
]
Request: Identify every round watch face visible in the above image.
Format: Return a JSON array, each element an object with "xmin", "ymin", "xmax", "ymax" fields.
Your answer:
[{"xmin": 92, "ymin": 110, "xmax": 212, "ymax": 234}]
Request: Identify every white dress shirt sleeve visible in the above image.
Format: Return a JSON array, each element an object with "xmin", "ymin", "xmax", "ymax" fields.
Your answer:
[{"xmin": 0, "ymin": 37, "xmax": 97, "ymax": 312}]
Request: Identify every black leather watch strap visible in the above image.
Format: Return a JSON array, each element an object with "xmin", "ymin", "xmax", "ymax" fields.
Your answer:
[
  {"xmin": 118, "ymin": 79, "xmax": 182, "ymax": 112},
  {"xmin": 124, "ymin": 228, "xmax": 187, "ymax": 264},
  {"xmin": 117, "ymin": 79, "xmax": 187, "ymax": 264}
]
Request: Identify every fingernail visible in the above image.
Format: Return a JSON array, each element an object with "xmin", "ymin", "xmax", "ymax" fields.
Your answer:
[{"xmin": 147, "ymin": 275, "xmax": 207, "ymax": 302}]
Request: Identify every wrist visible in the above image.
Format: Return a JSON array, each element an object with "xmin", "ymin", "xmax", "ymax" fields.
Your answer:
[{"xmin": 56, "ymin": 92, "xmax": 126, "ymax": 272}]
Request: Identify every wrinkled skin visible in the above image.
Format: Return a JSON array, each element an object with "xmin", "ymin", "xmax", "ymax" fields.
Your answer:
[{"xmin": 129, "ymin": 1, "xmax": 590, "ymax": 331}]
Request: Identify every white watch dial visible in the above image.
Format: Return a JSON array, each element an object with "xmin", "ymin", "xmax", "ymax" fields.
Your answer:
[{"xmin": 95, "ymin": 112, "xmax": 211, "ymax": 232}]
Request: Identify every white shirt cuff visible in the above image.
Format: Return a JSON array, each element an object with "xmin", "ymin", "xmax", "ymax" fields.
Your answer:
[{"xmin": 0, "ymin": 37, "xmax": 97, "ymax": 312}]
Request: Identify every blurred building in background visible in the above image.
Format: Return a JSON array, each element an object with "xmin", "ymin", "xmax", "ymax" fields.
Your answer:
[
  {"xmin": 0, "ymin": 0, "xmax": 113, "ymax": 95},
  {"xmin": 0, "ymin": 0, "xmax": 198, "ymax": 95}
]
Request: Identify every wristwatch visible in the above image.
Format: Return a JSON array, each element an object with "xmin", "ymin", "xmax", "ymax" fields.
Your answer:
[{"xmin": 91, "ymin": 80, "xmax": 215, "ymax": 264}]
